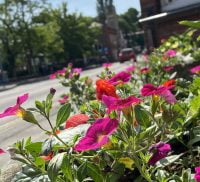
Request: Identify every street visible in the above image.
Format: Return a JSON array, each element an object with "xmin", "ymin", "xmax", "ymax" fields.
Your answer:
[{"xmin": 0, "ymin": 62, "xmax": 131, "ymax": 168}]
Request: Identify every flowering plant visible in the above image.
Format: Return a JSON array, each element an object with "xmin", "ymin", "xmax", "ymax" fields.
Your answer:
[{"xmin": 0, "ymin": 20, "xmax": 200, "ymax": 182}]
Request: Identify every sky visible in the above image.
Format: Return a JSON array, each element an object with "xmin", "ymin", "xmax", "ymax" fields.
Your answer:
[{"xmin": 50, "ymin": 0, "xmax": 141, "ymax": 17}]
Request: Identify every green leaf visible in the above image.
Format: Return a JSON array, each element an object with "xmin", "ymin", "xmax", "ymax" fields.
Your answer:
[
  {"xmin": 56, "ymin": 103, "xmax": 71, "ymax": 128},
  {"xmin": 179, "ymin": 20, "xmax": 200, "ymax": 29},
  {"xmin": 22, "ymin": 111, "xmax": 38, "ymax": 125},
  {"xmin": 182, "ymin": 168, "xmax": 191, "ymax": 182},
  {"xmin": 86, "ymin": 162, "xmax": 104, "ymax": 182},
  {"xmin": 134, "ymin": 105, "xmax": 151, "ymax": 127},
  {"xmin": 12, "ymin": 156, "xmax": 30, "ymax": 165},
  {"xmin": 25, "ymin": 142, "xmax": 43, "ymax": 156},
  {"xmin": 156, "ymin": 154, "xmax": 184, "ymax": 168},
  {"xmin": 61, "ymin": 155, "xmax": 74, "ymax": 182},
  {"xmin": 12, "ymin": 164, "xmax": 50, "ymax": 182},
  {"xmin": 35, "ymin": 157, "xmax": 45, "ymax": 170},
  {"xmin": 48, "ymin": 152, "xmax": 66, "ymax": 181},
  {"xmin": 35, "ymin": 100, "xmax": 45, "ymax": 113},
  {"xmin": 188, "ymin": 135, "xmax": 200, "ymax": 146},
  {"xmin": 45, "ymin": 92, "xmax": 54, "ymax": 116},
  {"xmin": 77, "ymin": 162, "xmax": 87, "ymax": 181},
  {"xmin": 189, "ymin": 94, "xmax": 200, "ymax": 117},
  {"xmin": 25, "ymin": 137, "xmax": 32, "ymax": 146},
  {"xmin": 197, "ymin": 35, "xmax": 200, "ymax": 41}
]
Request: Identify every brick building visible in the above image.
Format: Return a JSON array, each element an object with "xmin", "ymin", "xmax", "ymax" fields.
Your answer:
[{"xmin": 139, "ymin": 0, "xmax": 200, "ymax": 51}]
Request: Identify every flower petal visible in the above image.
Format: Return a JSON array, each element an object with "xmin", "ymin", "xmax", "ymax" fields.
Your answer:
[
  {"xmin": 17, "ymin": 93, "xmax": 29, "ymax": 105},
  {"xmin": 0, "ymin": 105, "xmax": 19, "ymax": 118}
]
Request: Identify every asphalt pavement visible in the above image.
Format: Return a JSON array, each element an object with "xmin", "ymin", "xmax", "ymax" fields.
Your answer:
[{"xmin": 0, "ymin": 62, "xmax": 132, "ymax": 168}]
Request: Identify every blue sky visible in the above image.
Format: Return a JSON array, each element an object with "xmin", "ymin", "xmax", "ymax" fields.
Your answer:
[{"xmin": 50, "ymin": 0, "xmax": 141, "ymax": 16}]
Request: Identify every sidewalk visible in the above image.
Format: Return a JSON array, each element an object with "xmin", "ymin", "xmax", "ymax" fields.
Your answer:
[{"xmin": 0, "ymin": 76, "xmax": 49, "ymax": 92}]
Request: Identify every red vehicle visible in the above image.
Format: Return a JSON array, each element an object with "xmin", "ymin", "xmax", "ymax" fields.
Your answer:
[{"xmin": 118, "ymin": 48, "xmax": 137, "ymax": 63}]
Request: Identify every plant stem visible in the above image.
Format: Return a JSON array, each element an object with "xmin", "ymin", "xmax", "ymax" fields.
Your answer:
[{"xmin": 44, "ymin": 114, "xmax": 69, "ymax": 148}]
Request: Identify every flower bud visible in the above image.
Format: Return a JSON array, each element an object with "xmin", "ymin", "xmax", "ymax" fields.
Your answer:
[{"xmin": 50, "ymin": 88, "xmax": 56, "ymax": 95}]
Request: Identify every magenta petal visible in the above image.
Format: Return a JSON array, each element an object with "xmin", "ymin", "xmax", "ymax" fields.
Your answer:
[
  {"xmin": 141, "ymin": 84, "xmax": 158, "ymax": 96},
  {"xmin": 73, "ymin": 68, "xmax": 82, "ymax": 74},
  {"xmin": 58, "ymin": 96, "xmax": 68, "ymax": 104},
  {"xmin": 102, "ymin": 95, "xmax": 141, "ymax": 113},
  {"xmin": 160, "ymin": 90, "xmax": 176, "ymax": 104},
  {"xmin": 190, "ymin": 65, "xmax": 200, "ymax": 74},
  {"xmin": 109, "ymin": 71, "xmax": 131, "ymax": 85},
  {"xmin": 165, "ymin": 49, "xmax": 176, "ymax": 57},
  {"xmin": 74, "ymin": 136, "xmax": 108, "ymax": 151},
  {"xmin": 17, "ymin": 93, "xmax": 29, "ymax": 105},
  {"xmin": 196, "ymin": 167, "xmax": 200, "ymax": 174},
  {"xmin": 0, "ymin": 149, "xmax": 5, "ymax": 155},
  {"xmin": 74, "ymin": 117, "xmax": 118, "ymax": 152},
  {"xmin": 126, "ymin": 65, "xmax": 135, "ymax": 72},
  {"xmin": 195, "ymin": 167, "xmax": 200, "ymax": 182},
  {"xmin": 148, "ymin": 142, "xmax": 171, "ymax": 165},
  {"xmin": 103, "ymin": 63, "xmax": 112, "ymax": 67},
  {"xmin": 49, "ymin": 73, "xmax": 56, "ymax": 79},
  {"xmin": 102, "ymin": 95, "xmax": 118, "ymax": 112},
  {"xmin": 0, "ymin": 105, "xmax": 19, "ymax": 118}
]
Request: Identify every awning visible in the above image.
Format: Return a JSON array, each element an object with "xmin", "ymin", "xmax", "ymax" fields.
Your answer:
[{"xmin": 139, "ymin": 3, "xmax": 200, "ymax": 23}]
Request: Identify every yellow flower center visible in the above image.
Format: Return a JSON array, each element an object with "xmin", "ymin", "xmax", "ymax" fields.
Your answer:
[
  {"xmin": 97, "ymin": 134, "xmax": 106, "ymax": 142},
  {"xmin": 16, "ymin": 108, "xmax": 26, "ymax": 118}
]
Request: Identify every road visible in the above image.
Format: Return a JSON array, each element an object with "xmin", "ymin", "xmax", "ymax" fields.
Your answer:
[{"xmin": 0, "ymin": 62, "xmax": 131, "ymax": 168}]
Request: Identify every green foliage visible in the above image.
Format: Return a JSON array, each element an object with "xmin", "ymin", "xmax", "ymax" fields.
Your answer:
[
  {"xmin": 56, "ymin": 103, "xmax": 71, "ymax": 128},
  {"xmin": 0, "ymin": 1, "xmax": 101, "ymax": 78},
  {"xmin": 47, "ymin": 152, "xmax": 66, "ymax": 181},
  {"xmin": 179, "ymin": 20, "xmax": 200, "ymax": 29}
]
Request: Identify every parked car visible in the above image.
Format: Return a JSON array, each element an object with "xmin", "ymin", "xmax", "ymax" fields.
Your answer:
[{"xmin": 118, "ymin": 48, "xmax": 137, "ymax": 63}]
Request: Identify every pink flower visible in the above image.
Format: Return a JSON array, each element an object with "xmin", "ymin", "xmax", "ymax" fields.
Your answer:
[
  {"xmin": 195, "ymin": 167, "xmax": 200, "ymax": 182},
  {"xmin": 0, "ymin": 93, "xmax": 28, "ymax": 118},
  {"xmin": 190, "ymin": 65, "xmax": 200, "ymax": 74},
  {"xmin": 49, "ymin": 68, "xmax": 67, "ymax": 79},
  {"xmin": 57, "ymin": 68, "xmax": 67, "ymax": 75},
  {"xmin": 140, "ymin": 67, "xmax": 150, "ymax": 74},
  {"xmin": 165, "ymin": 49, "xmax": 176, "ymax": 58},
  {"xmin": 141, "ymin": 84, "xmax": 166, "ymax": 96},
  {"xmin": 163, "ymin": 66, "xmax": 174, "ymax": 71},
  {"xmin": 148, "ymin": 142, "xmax": 171, "ymax": 166},
  {"xmin": 141, "ymin": 84, "xmax": 176, "ymax": 104},
  {"xmin": 74, "ymin": 117, "xmax": 118, "ymax": 151},
  {"xmin": 109, "ymin": 71, "xmax": 131, "ymax": 85},
  {"xmin": 103, "ymin": 63, "xmax": 112, "ymax": 68},
  {"xmin": 0, "ymin": 148, "xmax": 5, "ymax": 155},
  {"xmin": 125, "ymin": 65, "xmax": 135, "ymax": 72},
  {"xmin": 160, "ymin": 89, "xmax": 177, "ymax": 104},
  {"xmin": 49, "ymin": 73, "xmax": 56, "ymax": 79},
  {"xmin": 72, "ymin": 68, "xmax": 82, "ymax": 74},
  {"xmin": 58, "ymin": 96, "xmax": 68, "ymax": 104},
  {"xmin": 102, "ymin": 95, "xmax": 141, "ymax": 113}
]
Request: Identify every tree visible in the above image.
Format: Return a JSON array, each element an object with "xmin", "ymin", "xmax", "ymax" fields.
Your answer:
[
  {"xmin": 0, "ymin": 0, "xmax": 48, "ymax": 77},
  {"xmin": 118, "ymin": 8, "xmax": 144, "ymax": 49}
]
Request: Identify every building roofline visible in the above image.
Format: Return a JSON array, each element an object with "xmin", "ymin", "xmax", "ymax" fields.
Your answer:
[{"xmin": 139, "ymin": 3, "xmax": 200, "ymax": 23}]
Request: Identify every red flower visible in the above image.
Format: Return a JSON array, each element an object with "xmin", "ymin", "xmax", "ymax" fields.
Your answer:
[
  {"xmin": 65, "ymin": 114, "xmax": 89, "ymax": 129},
  {"xmin": 140, "ymin": 67, "xmax": 150, "ymax": 74},
  {"xmin": 96, "ymin": 79, "xmax": 118, "ymax": 100},
  {"xmin": 163, "ymin": 80, "xmax": 176, "ymax": 89},
  {"xmin": 163, "ymin": 66, "xmax": 174, "ymax": 72},
  {"xmin": 40, "ymin": 152, "xmax": 53, "ymax": 161}
]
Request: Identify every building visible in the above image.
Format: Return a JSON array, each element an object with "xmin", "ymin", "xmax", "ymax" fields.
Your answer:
[
  {"xmin": 139, "ymin": 0, "xmax": 200, "ymax": 50},
  {"xmin": 105, "ymin": 4, "xmax": 126, "ymax": 60}
]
